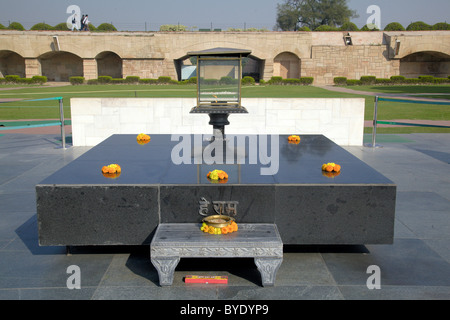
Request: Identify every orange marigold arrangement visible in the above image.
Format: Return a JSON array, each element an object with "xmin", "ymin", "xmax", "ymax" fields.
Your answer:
[
  {"xmin": 136, "ymin": 133, "xmax": 151, "ymax": 144},
  {"xmin": 288, "ymin": 135, "xmax": 301, "ymax": 143},
  {"xmin": 207, "ymin": 170, "xmax": 228, "ymax": 181},
  {"xmin": 321, "ymin": 162, "xmax": 341, "ymax": 173},
  {"xmin": 101, "ymin": 164, "xmax": 122, "ymax": 178},
  {"xmin": 200, "ymin": 221, "xmax": 238, "ymax": 235}
]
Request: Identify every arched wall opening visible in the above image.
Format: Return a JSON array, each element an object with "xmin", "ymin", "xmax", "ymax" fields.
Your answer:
[
  {"xmin": 96, "ymin": 51, "xmax": 122, "ymax": 78},
  {"xmin": 39, "ymin": 51, "xmax": 83, "ymax": 81},
  {"xmin": 274, "ymin": 52, "xmax": 301, "ymax": 79},
  {"xmin": 0, "ymin": 50, "xmax": 25, "ymax": 78},
  {"xmin": 400, "ymin": 51, "xmax": 450, "ymax": 78}
]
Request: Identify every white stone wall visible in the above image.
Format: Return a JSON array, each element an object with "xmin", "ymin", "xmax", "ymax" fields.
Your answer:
[{"xmin": 70, "ymin": 98, "xmax": 365, "ymax": 146}]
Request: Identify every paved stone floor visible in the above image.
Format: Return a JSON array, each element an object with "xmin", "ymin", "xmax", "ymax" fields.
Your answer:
[{"xmin": 0, "ymin": 133, "xmax": 449, "ymax": 300}]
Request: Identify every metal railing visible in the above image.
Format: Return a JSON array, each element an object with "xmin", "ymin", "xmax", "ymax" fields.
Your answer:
[
  {"xmin": 0, "ymin": 96, "xmax": 67, "ymax": 149},
  {"xmin": 367, "ymin": 96, "xmax": 450, "ymax": 148}
]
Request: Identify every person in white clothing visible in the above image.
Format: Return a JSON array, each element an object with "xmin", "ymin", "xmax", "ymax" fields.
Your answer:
[{"xmin": 71, "ymin": 14, "xmax": 78, "ymax": 31}]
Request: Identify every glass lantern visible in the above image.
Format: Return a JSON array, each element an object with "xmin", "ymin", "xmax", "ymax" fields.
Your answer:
[{"xmin": 188, "ymin": 48, "xmax": 251, "ymax": 135}]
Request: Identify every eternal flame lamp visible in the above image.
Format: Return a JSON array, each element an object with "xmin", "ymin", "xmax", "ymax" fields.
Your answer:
[{"xmin": 188, "ymin": 47, "xmax": 251, "ymax": 137}]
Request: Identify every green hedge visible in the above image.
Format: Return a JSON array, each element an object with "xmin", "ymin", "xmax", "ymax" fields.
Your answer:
[
  {"xmin": 241, "ymin": 76, "xmax": 255, "ymax": 85},
  {"xmin": 266, "ymin": 76, "xmax": 313, "ymax": 85},
  {"xmin": 69, "ymin": 76, "xmax": 85, "ymax": 85},
  {"xmin": 334, "ymin": 75, "xmax": 450, "ymax": 86},
  {"xmin": 1, "ymin": 75, "xmax": 47, "ymax": 84}
]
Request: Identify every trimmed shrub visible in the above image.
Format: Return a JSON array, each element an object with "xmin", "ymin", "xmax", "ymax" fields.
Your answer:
[
  {"xmin": 241, "ymin": 76, "xmax": 255, "ymax": 85},
  {"xmin": 31, "ymin": 75, "xmax": 47, "ymax": 84},
  {"xmin": 403, "ymin": 78, "xmax": 420, "ymax": 84},
  {"xmin": 5, "ymin": 75, "xmax": 20, "ymax": 83},
  {"xmin": 360, "ymin": 76, "xmax": 376, "ymax": 85},
  {"xmin": 432, "ymin": 78, "xmax": 449, "ymax": 84},
  {"xmin": 384, "ymin": 22, "xmax": 405, "ymax": 31},
  {"xmin": 0, "ymin": 78, "xmax": 5, "ymax": 84},
  {"xmin": 139, "ymin": 78, "xmax": 158, "ymax": 85},
  {"xmin": 267, "ymin": 76, "xmax": 283, "ymax": 85},
  {"xmin": 157, "ymin": 76, "xmax": 172, "ymax": 84},
  {"xmin": 111, "ymin": 78, "xmax": 125, "ymax": 84},
  {"xmin": 390, "ymin": 75, "xmax": 406, "ymax": 83},
  {"xmin": 186, "ymin": 76, "xmax": 197, "ymax": 84},
  {"xmin": 418, "ymin": 75, "xmax": 434, "ymax": 83},
  {"xmin": 259, "ymin": 79, "xmax": 266, "ymax": 85},
  {"xmin": 220, "ymin": 76, "xmax": 237, "ymax": 85},
  {"xmin": 346, "ymin": 79, "xmax": 361, "ymax": 86},
  {"xmin": 18, "ymin": 78, "xmax": 33, "ymax": 84},
  {"xmin": 375, "ymin": 78, "xmax": 392, "ymax": 85},
  {"xmin": 334, "ymin": 77, "xmax": 347, "ymax": 85},
  {"xmin": 87, "ymin": 79, "xmax": 99, "ymax": 85},
  {"xmin": 406, "ymin": 21, "xmax": 432, "ymax": 31},
  {"xmin": 69, "ymin": 77, "xmax": 85, "ymax": 85},
  {"xmin": 299, "ymin": 77, "xmax": 314, "ymax": 85},
  {"xmin": 125, "ymin": 76, "xmax": 140, "ymax": 84},
  {"xmin": 97, "ymin": 76, "xmax": 112, "ymax": 84},
  {"xmin": 283, "ymin": 78, "xmax": 301, "ymax": 85}
]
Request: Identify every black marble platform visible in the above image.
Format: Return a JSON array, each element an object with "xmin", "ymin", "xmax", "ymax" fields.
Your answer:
[{"xmin": 36, "ymin": 134, "xmax": 396, "ymax": 246}]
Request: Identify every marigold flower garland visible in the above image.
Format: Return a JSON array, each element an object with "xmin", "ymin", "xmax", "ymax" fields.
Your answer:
[
  {"xmin": 200, "ymin": 221, "xmax": 238, "ymax": 235},
  {"xmin": 101, "ymin": 164, "xmax": 122, "ymax": 178},
  {"xmin": 321, "ymin": 162, "xmax": 341, "ymax": 173},
  {"xmin": 207, "ymin": 170, "xmax": 228, "ymax": 181},
  {"xmin": 136, "ymin": 133, "xmax": 151, "ymax": 144},
  {"xmin": 288, "ymin": 135, "xmax": 301, "ymax": 143}
]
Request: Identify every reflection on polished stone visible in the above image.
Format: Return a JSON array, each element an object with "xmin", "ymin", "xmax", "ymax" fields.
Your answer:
[{"xmin": 36, "ymin": 134, "xmax": 396, "ymax": 246}]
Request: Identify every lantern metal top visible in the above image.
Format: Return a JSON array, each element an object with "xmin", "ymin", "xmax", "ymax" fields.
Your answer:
[{"xmin": 187, "ymin": 47, "xmax": 252, "ymax": 58}]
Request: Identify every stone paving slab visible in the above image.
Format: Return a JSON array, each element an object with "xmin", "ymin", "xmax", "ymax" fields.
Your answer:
[{"xmin": 0, "ymin": 133, "xmax": 449, "ymax": 301}]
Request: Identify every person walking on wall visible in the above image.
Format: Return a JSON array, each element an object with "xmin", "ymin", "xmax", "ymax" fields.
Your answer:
[
  {"xmin": 81, "ymin": 14, "xmax": 85, "ymax": 31},
  {"xmin": 82, "ymin": 14, "xmax": 89, "ymax": 31},
  {"xmin": 71, "ymin": 14, "xmax": 78, "ymax": 31}
]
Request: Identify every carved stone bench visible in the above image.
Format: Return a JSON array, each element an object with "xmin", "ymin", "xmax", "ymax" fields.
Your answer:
[{"xmin": 150, "ymin": 223, "xmax": 283, "ymax": 287}]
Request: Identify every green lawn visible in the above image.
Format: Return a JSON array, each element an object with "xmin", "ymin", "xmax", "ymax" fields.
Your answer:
[{"xmin": 1, "ymin": 84, "xmax": 449, "ymax": 133}]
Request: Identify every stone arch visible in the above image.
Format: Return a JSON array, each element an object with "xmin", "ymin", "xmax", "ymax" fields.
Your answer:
[
  {"xmin": 96, "ymin": 51, "xmax": 122, "ymax": 78},
  {"xmin": 39, "ymin": 51, "xmax": 83, "ymax": 81},
  {"xmin": 273, "ymin": 52, "xmax": 301, "ymax": 79},
  {"xmin": 242, "ymin": 55, "xmax": 265, "ymax": 82},
  {"xmin": 400, "ymin": 51, "xmax": 450, "ymax": 78},
  {"xmin": 0, "ymin": 50, "xmax": 25, "ymax": 78}
]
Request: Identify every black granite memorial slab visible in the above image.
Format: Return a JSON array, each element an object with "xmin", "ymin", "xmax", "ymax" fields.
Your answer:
[{"xmin": 36, "ymin": 134, "xmax": 396, "ymax": 246}]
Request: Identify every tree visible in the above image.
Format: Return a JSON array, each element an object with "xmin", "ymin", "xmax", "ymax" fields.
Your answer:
[
  {"xmin": 7, "ymin": 22, "xmax": 25, "ymax": 31},
  {"xmin": 275, "ymin": 0, "xmax": 358, "ymax": 31},
  {"xmin": 406, "ymin": 21, "xmax": 432, "ymax": 31},
  {"xmin": 96, "ymin": 23, "xmax": 117, "ymax": 32},
  {"xmin": 30, "ymin": 23, "xmax": 54, "ymax": 31},
  {"xmin": 433, "ymin": 22, "xmax": 450, "ymax": 30},
  {"xmin": 384, "ymin": 22, "xmax": 405, "ymax": 31}
]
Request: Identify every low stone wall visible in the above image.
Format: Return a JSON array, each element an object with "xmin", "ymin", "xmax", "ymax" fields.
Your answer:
[{"xmin": 70, "ymin": 98, "xmax": 365, "ymax": 146}]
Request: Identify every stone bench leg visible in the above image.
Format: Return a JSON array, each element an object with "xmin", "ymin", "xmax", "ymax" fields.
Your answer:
[
  {"xmin": 151, "ymin": 256, "xmax": 180, "ymax": 286},
  {"xmin": 254, "ymin": 257, "xmax": 283, "ymax": 287}
]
